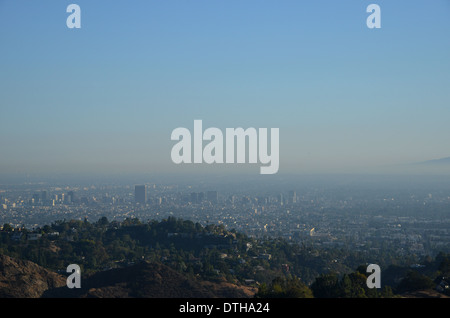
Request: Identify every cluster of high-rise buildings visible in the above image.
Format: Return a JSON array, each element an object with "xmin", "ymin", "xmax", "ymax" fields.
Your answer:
[
  {"xmin": 2, "ymin": 190, "xmax": 77, "ymax": 208},
  {"xmin": 134, "ymin": 185, "xmax": 219, "ymax": 205}
]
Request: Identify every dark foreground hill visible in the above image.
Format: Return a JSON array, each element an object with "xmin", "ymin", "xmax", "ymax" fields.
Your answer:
[
  {"xmin": 399, "ymin": 290, "xmax": 449, "ymax": 298},
  {"xmin": 44, "ymin": 260, "xmax": 256, "ymax": 298},
  {"xmin": 0, "ymin": 254, "xmax": 66, "ymax": 297},
  {"xmin": 52, "ymin": 261, "xmax": 256, "ymax": 298},
  {"xmin": 0, "ymin": 254, "xmax": 256, "ymax": 298}
]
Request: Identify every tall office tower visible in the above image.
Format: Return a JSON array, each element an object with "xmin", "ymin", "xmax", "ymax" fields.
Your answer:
[
  {"xmin": 68, "ymin": 191, "xmax": 75, "ymax": 202},
  {"xmin": 190, "ymin": 192, "xmax": 198, "ymax": 204},
  {"xmin": 289, "ymin": 191, "xmax": 297, "ymax": 204},
  {"xmin": 135, "ymin": 185, "xmax": 147, "ymax": 204},
  {"xmin": 41, "ymin": 190, "xmax": 47, "ymax": 203},
  {"xmin": 277, "ymin": 193, "xmax": 283, "ymax": 206},
  {"xmin": 207, "ymin": 191, "xmax": 218, "ymax": 204}
]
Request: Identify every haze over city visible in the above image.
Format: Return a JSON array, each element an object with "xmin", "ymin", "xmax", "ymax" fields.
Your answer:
[{"xmin": 1, "ymin": 1, "xmax": 450, "ymax": 179}]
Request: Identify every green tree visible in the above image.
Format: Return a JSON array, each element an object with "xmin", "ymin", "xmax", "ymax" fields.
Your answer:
[
  {"xmin": 346, "ymin": 272, "xmax": 368, "ymax": 298},
  {"xmin": 97, "ymin": 216, "xmax": 109, "ymax": 227},
  {"xmin": 396, "ymin": 271, "xmax": 435, "ymax": 293},
  {"xmin": 311, "ymin": 273, "xmax": 340, "ymax": 298},
  {"xmin": 2, "ymin": 224, "xmax": 12, "ymax": 232},
  {"xmin": 256, "ymin": 277, "xmax": 313, "ymax": 298}
]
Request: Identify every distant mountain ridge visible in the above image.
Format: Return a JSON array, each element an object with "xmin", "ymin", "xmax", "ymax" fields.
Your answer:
[{"xmin": 415, "ymin": 157, "xmax": 450, "ymax": 165}]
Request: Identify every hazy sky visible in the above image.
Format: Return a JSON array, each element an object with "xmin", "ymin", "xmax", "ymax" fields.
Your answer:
[{"xmin": 1, "ymin": 0, "xmax": 449, "ymax": 177}]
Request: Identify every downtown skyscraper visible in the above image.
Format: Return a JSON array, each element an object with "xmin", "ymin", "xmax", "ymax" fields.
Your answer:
[{"xmin": 135, "ymin": 185, "xmax": 147, "ymax": 205}]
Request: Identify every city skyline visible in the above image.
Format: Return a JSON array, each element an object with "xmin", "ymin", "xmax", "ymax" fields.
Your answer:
[{"xmin": 1, "ymin": 1, "xmax": 449, "ymax": 177}]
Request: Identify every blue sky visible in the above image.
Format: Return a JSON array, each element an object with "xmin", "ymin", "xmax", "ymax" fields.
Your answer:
[{"xmin": 0, "ymin": 0, "xmax": 449, "ymax": 176}]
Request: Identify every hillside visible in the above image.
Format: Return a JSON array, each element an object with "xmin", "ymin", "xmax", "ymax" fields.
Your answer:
[
  {"xmin": 0, "ymin": 254, "xmax": 66, "ymax": 298},
  {"xmin": 0, "ymin": 217, "xmax": 449, "ymax": 298},
  {"xmin": 44, "ymin": 260, "xmax": 257, "ymax": 298},
  {"xmin": 400, "ymin": 290, "xmax": 449, "ymax": 298},
  {"xmin": 0, "ymin": 254, "xmax": 256, "ymax": 298}
]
